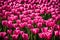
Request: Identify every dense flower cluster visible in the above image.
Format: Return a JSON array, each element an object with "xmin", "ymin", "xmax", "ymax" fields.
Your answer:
[{"xmin": 0, "ymin": 0, "xmax": 60, "ymax": 40}]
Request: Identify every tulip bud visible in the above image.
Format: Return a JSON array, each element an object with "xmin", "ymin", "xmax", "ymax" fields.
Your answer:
[
  {"xmin": 11, "ymin": 34, "xmax": 18, "ymax": 40},
  {"xmin": 7, "ymin": 21, "xmax": 13, "ymax": 28},
  {"xmin": 20, "ymin": 31, "xmax": 24, "ymax": 35},
  {"xmin": 16, "ymin": 19, "xmax": 21, "ymax": 24},
  {"xmin": 31, "ymin": 28, "xmax": 39, "ymax": 34},
  {"xmin": 45, "ymin": 32, "xmax": 52, "ymax": 40},
  {"xmin": 54, "ymin": 31, "xmax": 59, "ymax": 36},
  {"xmin": 0, "ymin": 32, "xmax": 6, "ymax": 38},
  {"xmin": 27, "ymin": 24, "xmax": 34, "ymax": 29},
  {"xmin": 2, "ymin": 20, "xmax": 7, "ymax": 26},
  {"xmin": 7, "ymin": 29, "xmax": 12, "ymax": 35},
  {"xmin": 22, "ymin": 33, "xmax": 29, "ymax": 40},
  {"xmin": 13, "ymin": 30, "xmax": 20, "ymax": 35},
  {"xmin": 4, "ymin": 36, "xmax": 8, "ymax": 40},
  {"xmin": 37, "ymin": 22, "xmax": 42, "ymax": 28},
  {"xmin": 38, "ymin": 32, "xmax": 46, "ymax": 38},
  {"xmin": 41, "ymin": 27, "xmax": 48, "ymax": 32},
  {"xmin": 19, "ymin": 23, "xmax": 25, "ymax": 28}
]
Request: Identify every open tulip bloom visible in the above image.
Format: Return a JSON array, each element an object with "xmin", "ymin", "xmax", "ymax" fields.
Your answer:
[{"xmin": 0, "ymin": 0, "xmax": 60, "ymax": 40}]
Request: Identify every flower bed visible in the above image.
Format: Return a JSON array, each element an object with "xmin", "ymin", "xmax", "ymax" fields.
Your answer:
[{"xmin": 0, "ymin": 0, "xmax": 60, "ymax": 40}]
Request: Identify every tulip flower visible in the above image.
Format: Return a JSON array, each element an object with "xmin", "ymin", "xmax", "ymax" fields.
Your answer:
[
  {"xmin": 54, "ymin": 31, "xmax": 59, "ymax": 36},
  {"xmin": 4, "ymin": 36, "xmax": 8, "ymax": 40},
  {"xmin": 11, "ymin": 34, "xmax": 18, "ymax": 40},
  {"xmin": 31, "ymin": 28, "xmax": 39, "ymax": 34},
  {"xmin": 22, "ymin": 33, "xmax": 29, "ymax": 40},
  {"xmin": 0, "ymin": 32, "xmax": 6, "ymax": 38},
  {"xmin": 38, "ymin": 32, "xmax": 46, "ymax": 38}
]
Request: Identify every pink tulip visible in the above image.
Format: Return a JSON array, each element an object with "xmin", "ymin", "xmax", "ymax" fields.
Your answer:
[
  {"xmin": 35, "ymin": 9, "xmax": 40, "ymax": 13},
  {"xmin": 16, "ymin": 19, "xmax": 21, "ymax": 24},
  {"xmin": 2, "ymin": 20, "xmax": 7, "ymax": 26},
  {"xmin": 12, "ymin": 23, "xmax": 18, "ymax": 28},
  {"xmin": 7, "ymin": 29, "xmax": 12, "ymax": 35},
  {"xmin": 54, "ymin": 31, "xmax": 59, "ymax": 36},
  {"xmin": 19, "ymin": 7, "xmax": 24, "ymax": 11},
  {"xmin": 27, "ymin": 24, "xmax": 34, "ymax": 29},
  {"xmin": 13, "ymin": 30, "xmax": 20, "ymax": 35},
  {"xmin": 37, "ymin": 22, "xmax": 42, "ymax": 28},
  {"xmin": 33, "ymin": 19, "xmax": 38, "ymax": 23},
  {"xmin": 22, "ymin": 33, "xmax": 29, "ymax": 40},
  {"xmin": 38, "ymin": 32, "xmax": 46, "ymax": 38},
  {"xmin": 28, "ymin": 20, "xmax": 34, "ymax": 24},
  {"xmin": 11, "ymin": 34, "xmax": 18, "ymax": 40},
  {"xmin": 20, "ymin": 31, "xmax": 24, "ymax": 35},
  {"xmin": 0, "ymin": 32, "xmax": 6, "ymax": 38},
  {"xmin": 31, "ymin": 28, "xmax": 39, "ymax": 34},
  {"xmin": 41, "ymin": 27, "xmax": 48, "ymax": 32},
  {"xmin": 45, "ymin": 32, "xmax": 52, "ymax": 40},
  {"xmin": 4, "ymin": 36, "xmax": 8, "ymax": 40},
  {"xmin": 23, "ymin": 11, "xmax": 29, "ymax": 15},
  {"xmin": 19, "ymin": 23, "xmax": 25, "ymax": 28},
  {"xmin": 7, "ymin": 21, "xmax": 13, "ymax": 28}
]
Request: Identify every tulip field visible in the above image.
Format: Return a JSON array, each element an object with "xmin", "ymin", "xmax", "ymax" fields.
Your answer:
[{"xmin": 0, "ymin": 0, "xmax": 60, "ymax": 40}]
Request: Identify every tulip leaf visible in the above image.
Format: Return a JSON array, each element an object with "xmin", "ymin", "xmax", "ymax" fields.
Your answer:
[
  {"xmin": 56, "ymin": 20, "xmax": 60, "ymax": 25},
  {"xmin": 40, "ymin": 13, "xmax": 52, "ymax": 20}
]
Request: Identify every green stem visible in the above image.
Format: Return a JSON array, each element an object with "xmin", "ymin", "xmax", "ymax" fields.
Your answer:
[
  {"xmin": 34, "ymin": 34, "xmax": 36, "ymax": 40},
  {"xmin": 4, "ymin": 26, "xmax": 7, "ymax": 32},
  {"xmin": 54, "ymin": 36, "xmax": 55, "ymax": 40},
  {"xmin": 31, "ymin": 33, "xmax": 33, "ymax": 40}
]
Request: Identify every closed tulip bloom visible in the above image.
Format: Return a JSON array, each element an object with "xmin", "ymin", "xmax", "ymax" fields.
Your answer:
[
  {"xmin": 29, "ymin": 13, "xmax": 35, "ymax": 18},
  {"xmin": 50, "ymin": 8, "xmax": 55, "ymax": 12},
  {"xmin": 22, "ymin": 33, "xmax": 29, "ymax": 40},
  {"xmin": 33, "ymin": 19, "xmax": 38, "ymax": 23},
  {"xmin": 22, "ymin": 18, "xmax": 28, "ymax": 22},
  {"xmin": 8, "ymin": 17, "xmax": 14, "ymax": 21},
  {"xmin": 13, "ymin": 30, "xmax": 20, "ymax": 35},
  {"xmin": 35, "ymin": 9, "xmax": 40, "ymax": 13},
  {"xmin": 54, "ymin": 31, "xmax": 59, "ymax": 36},
  {"xmin": 16, "ymin": 19, "xmax": 21, "ymax": 24},
  {"xmin": 41, "ymin": 27, "xmax": 48, "ymax": 32},
  {"xmin": 42, "ymin": 6, "xmax": 47, "ymax": 11},
  {"xmin": 31, "ymin": 28, "xmax": 39, "ymax": 34},
  {"xmin": 2, "ymin": 20, "xmax": 7, "ymax": 26},
  {"xmin": 57, "ymin": 25, "xmax": 60, "ymax": 30},
  {"xmin": 4, "ymin": 36, "xmax": 8, "ymax": 40},
  {"xmin": 27, "ymin": 24, "xmax": 34, "ymax": 29},
  {"xmin": 28, "ymin": 20, "xmax": 34, "ymax": 24},
  {"xmin": 19, "ymin": 23, "xmax": 25, "ymax": 28},
  {"xmin": 0, "ymin": 32, "xmax": 6, "ymax": 38},
  {"xmin": 34, "ymin": 16, "xmax": 42, "ymax": 19},
  {"xmin": 20, "ymin": 31, "xmax": 24, "ymax": 35},
  {"xmin": 19, "ymin": 7, "xmax": 24, "ymax": 11},
  {"xmin": 38, "ymin": 32, "xmax": 46, "ymax": 38},
  {"xmin": 40, "ymin": 10, "xmax": 44, "ymax": 14},
  {"xmin": 19, "ymin": 15, "xmax": 26, "ymax": 19},
  {"xmin": 45, "ymin": 32, "xmax": 52, "ymax": 40},
  {"xmin": 46, "ymin": 21, "xmax": 55, "ymax": 27},
  {"xmin": 15, "ymin": 27, "xmax": 20, "ymax": 30},
  {"xmin": 12, "ymin": 23, "xmax": 18, "ymax": 28},
  {"xmin": 4, "ymin": 11, "xmax": 11, "ymax": 16},
  {"xmin": 23, "ymin": 11, "xmax": 29, "ymax": 15},
  {"xmin": 7, "ymin": 29, "xmax": 12, "ymax": 35},
  {"xmin": 37, "ymin": 22, "xmax": 42, "ymax": 28},
  {"xmin": 11, "ymin": 34, "xmax": 18, "ymax": 40},
  {"xmin": 7, "ymin": 21, "xmax": 13, "ymax": 28},
  {"xmin": 13, "ymin": 16, "xmax": 18, "ymax": 20}
]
